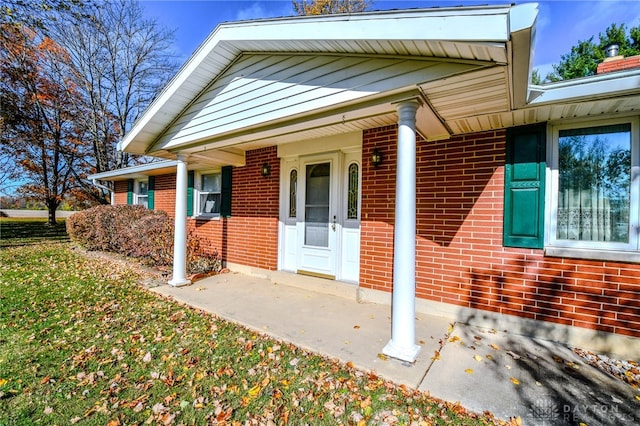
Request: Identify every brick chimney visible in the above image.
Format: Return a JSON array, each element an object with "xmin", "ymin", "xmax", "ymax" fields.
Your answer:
[{"xmin": 596, "ymin": 44, "xmax": 640, "ymax": 74}]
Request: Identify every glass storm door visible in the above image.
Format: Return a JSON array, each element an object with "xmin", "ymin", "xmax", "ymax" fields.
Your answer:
[{"xmin": 297, "ymin": 154, "xmax": 338, "ymax": 278}]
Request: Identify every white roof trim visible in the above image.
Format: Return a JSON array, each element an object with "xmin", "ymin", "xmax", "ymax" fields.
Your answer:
[
  {"xmin": 88, "ymin": 160, "xmax": 179, "ymax": 181},
  {"xmin": 528, "ymin": 69, "xmax": 640, "ymax": 105}
]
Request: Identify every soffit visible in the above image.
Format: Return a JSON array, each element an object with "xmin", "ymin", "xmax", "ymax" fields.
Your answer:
[{"xmin": 444, "ymin": 71, "xmax": 640, "ymax": 134}]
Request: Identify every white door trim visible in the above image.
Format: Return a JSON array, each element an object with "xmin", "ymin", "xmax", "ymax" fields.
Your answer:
[{"xmin": 278, "ymin": 147, "xmax": 361, "ymax": 282}]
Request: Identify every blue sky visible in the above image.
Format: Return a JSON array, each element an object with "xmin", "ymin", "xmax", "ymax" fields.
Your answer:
[{"xmin": 140, "ymin": 0, "xmax": 640, "ymax": 78}]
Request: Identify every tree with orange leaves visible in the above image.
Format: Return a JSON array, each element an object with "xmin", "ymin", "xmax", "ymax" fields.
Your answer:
[
  {"xmin": 292, "ymin": 0, "xmax": 371, "ymax": 15},
  {"xmin": 0, "ymin": 24, "xmax": 91, "ymax": 225}
]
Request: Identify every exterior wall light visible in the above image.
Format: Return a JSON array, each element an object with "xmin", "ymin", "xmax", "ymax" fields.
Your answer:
[
  {"xmin": 371, "ymin": 148, "xmax": 383, "ymax": 167},
  {"xmin": 261, "ymin": 163, "xmax": 271, "ymax": 177}
]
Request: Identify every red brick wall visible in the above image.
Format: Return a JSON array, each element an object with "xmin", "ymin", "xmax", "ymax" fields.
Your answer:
[
  {"xmin": 187, "ymin": 147, "xmax": 279, "ymax": 269},
  {"xmin": 111, "ymin": 148, "xmax": 280, "ymax": 270},
  {"xmin": 154, "ymin": 174, "xmax": 177, "ymax": 217},
  {"xmin": 224, "ymin": 147, "xmax": 279, "ymax": 269},
  {"xmin": 596, "ymin": 55, "xmax": 640, "ymax": 74},
  {"xmin": 114, "ymin": 181, "xmax": 128, "ymax": 205},
  {"xmin": 361, "ymin": 125, "xmax": 640, "ymax": 338}
]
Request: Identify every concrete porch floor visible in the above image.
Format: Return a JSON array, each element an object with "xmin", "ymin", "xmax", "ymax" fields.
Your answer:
[{"xmin": 148, "ymin": 271, "xmax": 639, "ymax": 425}]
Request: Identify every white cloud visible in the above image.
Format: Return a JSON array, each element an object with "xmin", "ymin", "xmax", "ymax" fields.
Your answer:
[{"xmin": 235, "ymin": 1, "xmax": 293, "ymax": 21}]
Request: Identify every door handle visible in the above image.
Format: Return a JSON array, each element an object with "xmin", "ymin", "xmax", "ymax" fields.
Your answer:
[{"xmin": 332, "ymin": 215, "xmax": 336, "ymax": 231}]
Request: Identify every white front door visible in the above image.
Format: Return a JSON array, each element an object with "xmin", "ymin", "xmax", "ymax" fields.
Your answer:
[{"xmin": 297, "ymin": 153, "xmax": 339, "ymax": 278}]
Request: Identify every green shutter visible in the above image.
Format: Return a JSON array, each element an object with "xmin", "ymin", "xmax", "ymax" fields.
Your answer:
[
  {"xmin": 147, "ymin": 176, "xmax": 155, "ymax": 210},
  {"xmin": 187, "ymin": 171, "xmax": 194, "ymax": 217},
  {"xmin": 220, "ymin": 166, "xmax": 232, "ymax": 217},
  {"xmin": 126, "ymin": 179, "xmax": 133, "ymax": 205},
  {"xmin": 503, "ymin": 124, "xmax": 546, "ymax": 248}
]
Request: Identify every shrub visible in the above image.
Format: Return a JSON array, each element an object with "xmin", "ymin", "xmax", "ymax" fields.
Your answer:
[
  {"xmin": 67, "ymin": 205, "xmax": 173, "ymax": 267},
  {"xmin": 186, "ymin": 231, "xmax": 222, "ymax": 274},
  {"xmin": 67, "ymin": 205, "xmax": 221, "ymax": 275}
]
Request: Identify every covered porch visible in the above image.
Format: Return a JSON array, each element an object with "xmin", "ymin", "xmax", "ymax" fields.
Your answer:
[
  {"xmin": 113, "ymin": 4, "xmax": 540, "ymax": 363},
  {"xmin": 147, "ymin": 269, "xmax": 638, "ymax": 425}
]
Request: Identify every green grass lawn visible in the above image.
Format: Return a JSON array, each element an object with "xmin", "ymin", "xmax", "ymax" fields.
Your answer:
[
  {"xmin": 0, "ymin": 221, "xmax": 497, "ymax": 425},
  {"xmin": 0, "ymin": 217, "xmax": 69, "ymax": 247}
]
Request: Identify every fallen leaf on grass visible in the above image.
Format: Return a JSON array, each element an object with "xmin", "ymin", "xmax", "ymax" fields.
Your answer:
[
  {"xmin": 43, "ymin": 406, "xmax": 53, "ymax": 414},
  {"xmin": 635, "ymin": 395, "xmax": 640, "ymax": 401},
  {"xmin": 248, "ymin": 385, "xmax": 261, "ymax": 398},
  {"xmin": 152, "ymin": 402, "xmax": 167, "ymax": 414},
  {"xmin": 510, "ymin": 377, "xmax": 520, "ymax": 385},
  {"xmin": 160, "ymin": 412, "xmax": 175, "ymax": 425}
]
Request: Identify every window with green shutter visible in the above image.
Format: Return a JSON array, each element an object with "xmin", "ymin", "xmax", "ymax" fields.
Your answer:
[
  {"xmin": 147, "ymin": 176, "xmax": 155, "ymax": 210},
  {"xmin": 126, "ymin": 179, "xmax": 133, "ymax": 205},
  {"xmin": 503, "ymin": 124, "xmax": 546, "ymax": 248},
  {"xmin": 220, "ymin": 166, "xmax": 232, "ymax": 217},
  {"xmin": 187, "ymin": 171, "xmax": 194, "ymax": 217},
  {"xmin": 189, "ymin": 168, "xmax": 231, "ymax": 218}
]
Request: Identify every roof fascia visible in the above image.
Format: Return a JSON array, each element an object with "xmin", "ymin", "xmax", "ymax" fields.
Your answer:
[
  {"xmin": 508, "ymin": 3, "xmax": 538, "ymax": 108},
  {"xmin": 528, "ymin": 69, "xmax": 640, "ymax": 105},
  {"xmin": 88, "ymin": 160, "xmax": 179, "ymax": 181}
]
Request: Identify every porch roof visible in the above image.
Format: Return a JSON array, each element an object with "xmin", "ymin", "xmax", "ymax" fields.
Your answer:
[
  {"xmin": 120, "ymin": 3, "xmax": 538, "ymax": 168},
  {"xmin": 88, "ymin": 160, "xmax": 179, "ymax": 182}
]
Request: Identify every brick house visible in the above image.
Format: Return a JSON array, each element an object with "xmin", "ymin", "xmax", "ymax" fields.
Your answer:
[{"xmin": 90, "ymin": 4, "xmax": 640, "ymax": 360}]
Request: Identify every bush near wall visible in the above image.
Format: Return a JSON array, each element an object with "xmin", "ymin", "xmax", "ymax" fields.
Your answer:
[
  {"xmin": 67, "ymin": 205, "xmax": 221, "ymax": 274},
  {"xmin": 67, "ymin": 205, "xmax": 174, "ymax": 266}
]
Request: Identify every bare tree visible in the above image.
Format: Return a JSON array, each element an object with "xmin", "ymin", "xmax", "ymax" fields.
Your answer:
[
  {"xmin": 51, "ymin": 0, "xmax": 178, "ymax": 202},
  {"xmin": 0, "ymin": 0, "xmax": 91, "ymax": 32},
  {"xmin": 292, "ymin": 0, "xmax": 371, "ymax": 15}
]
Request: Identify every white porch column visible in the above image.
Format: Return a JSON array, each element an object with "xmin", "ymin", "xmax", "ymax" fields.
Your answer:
[
  {"xmin": 382, "ymin": 100, "xmax": 421, "ymax": 362},
  {"xmin": 169, "ymin": 154, "xmax": 191, "ymax": 287}
]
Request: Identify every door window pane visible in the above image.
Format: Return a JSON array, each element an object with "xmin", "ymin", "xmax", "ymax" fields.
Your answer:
[
  {"xmin": 347, "ymin": 163, "xmax": 359, "ymax": 219},
  {"xmin": 305, "ymin": 163, "xmax": 330, "ymax": 247},
  {"xmin": 557, "ymin": 124, "xmax": 631, "ymax": 242},
  {"xmin": 289, "ymin": 169, "xmax": 297, "ymax": 218}
]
